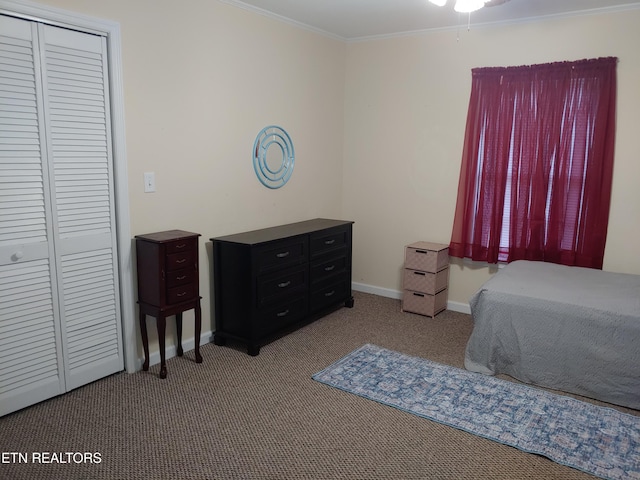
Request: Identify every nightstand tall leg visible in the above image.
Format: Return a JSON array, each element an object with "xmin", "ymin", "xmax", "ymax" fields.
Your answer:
[
  {"xmin": 176, "ymin": 312, "xmax": 183, "ymax": 357},
  {"xmin": 157, "ymin": 315, "xmax": 167, "ymax": 379},
  {"xmin": 194, "ymin": 301, "xmax": 203, "ymax": 363},
  {"xmin": 139, "ymin": 308, "xmax": 149, "ymax": 371}
]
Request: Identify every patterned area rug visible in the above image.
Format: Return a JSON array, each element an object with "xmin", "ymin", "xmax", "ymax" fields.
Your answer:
[{"xmin": 312, "ymin": 344, "xmax": 640, "ymax": 480}]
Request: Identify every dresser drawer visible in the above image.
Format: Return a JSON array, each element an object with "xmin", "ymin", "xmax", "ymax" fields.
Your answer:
[
  {"xmin": 167, "ymin": 282, "xmax": 197, "ymax": 304},
  {"xmin": 255, "ymin": 295, "xmax": 308, "ymax": 336},
  {"xmin": 257, "ymin": 264, "xmax": 307, "ymax": 306},
  {"xmin": 166, "ymin": 268, "xmax": 197, "ymax": 288},
  {"xmin": 166, "ymin": 250, "xmax": 195, "ymax": 271},
  {"xmin": 311, "ymin": 279, "xmax": 350, "ymax": 312},
  {"xmin": 256, "ymin": 237, "xmax": 307, "ymax": 272},
  {"xmin": 310, "ymin": 227, "xmax": 349, "ymax": 256},
  {"xmin": 311, "ymin": 253, "xmax": 347, "ymax": 283}
]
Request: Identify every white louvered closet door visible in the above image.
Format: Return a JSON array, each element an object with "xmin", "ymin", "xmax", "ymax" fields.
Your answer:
[
  {"xmin": 0, "ymin": 15, "xmax": 64, "ymax": 417},
  {"xmin": 0, "ymin": 14, "xmax": 123, "ymax": 416}
]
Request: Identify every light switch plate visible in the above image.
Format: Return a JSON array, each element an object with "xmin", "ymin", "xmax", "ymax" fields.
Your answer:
[{"xmin": 143, "ymin": 172, "xmax": 155, "ymax": 193}]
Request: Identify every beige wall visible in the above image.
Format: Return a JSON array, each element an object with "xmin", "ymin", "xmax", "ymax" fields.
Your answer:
[
  {"xmin": 29, "ymin": 0, "xmax": 346, "ymax": 355},
  {"xmin": 18, "ymin": 0, "xmax": 640, "ymax": 359},
  {"xmin": 343, "ymin": 9, "xmax": 640, "ymax": 307}
]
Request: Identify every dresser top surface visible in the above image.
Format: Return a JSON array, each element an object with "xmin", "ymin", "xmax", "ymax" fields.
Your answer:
[
  {"xmin": 211, "ymin": 218, "xmax": 353, "ymax": 245},
  {"xmin": 135, "ymin": 230, "xmax": 201, "ymax": 243}
]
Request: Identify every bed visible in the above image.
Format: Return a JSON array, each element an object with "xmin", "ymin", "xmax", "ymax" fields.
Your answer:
[{"xmin": 464, "ymin": 260, "xmax": 640, "ymax": 410}]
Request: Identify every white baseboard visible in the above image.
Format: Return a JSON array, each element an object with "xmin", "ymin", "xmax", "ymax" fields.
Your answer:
[
  {"xmin": 136, "ymin": 330, "xmax": 213, "ymax": 370},
  {"xmin": 352, "ymin": 282, "xmax": 402, "ymax": 299},
  {"xmin": 446, "ymin": 300, "xmax": 472, "ymax": 315},
  {"xmin": 137, "ymin": 285, "xmax": 471, "ymax": 371},
  {"xmin": 352, "ymin": 282, "xmax": 471, "ymax": 315}
]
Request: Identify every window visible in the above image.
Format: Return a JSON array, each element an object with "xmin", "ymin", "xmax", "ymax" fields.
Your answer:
[{"xmin": 449, "ymin": 57, "xmax": 617, "ymax": 269}]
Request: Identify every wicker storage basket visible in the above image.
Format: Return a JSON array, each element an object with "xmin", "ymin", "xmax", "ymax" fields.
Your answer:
[
  {"xmin": 402, "ymin": 289, "xmax": 448, "ymax": 317},
  {"xmin": 402, "ymin": 267, "xmax": 449, "ymax": 294},
  {"xmin": 404, "ymin": 242, "xmax": 449, "ymax": 273}
]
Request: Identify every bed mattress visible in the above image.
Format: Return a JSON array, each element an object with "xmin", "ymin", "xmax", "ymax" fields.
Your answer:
[{"xmin": 464, "ymin": 260, "xmax": 640, "ymax": 410}]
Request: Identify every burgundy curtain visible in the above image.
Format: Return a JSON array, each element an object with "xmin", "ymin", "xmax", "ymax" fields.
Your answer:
[{"xmin": 449, "ymin": 57, "xmax": 617, "ymax": 269}]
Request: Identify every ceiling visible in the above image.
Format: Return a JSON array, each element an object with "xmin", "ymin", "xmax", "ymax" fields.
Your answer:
[{"xmin": 219, "ymin": 0, "xmax": 640, "ymax": 40}]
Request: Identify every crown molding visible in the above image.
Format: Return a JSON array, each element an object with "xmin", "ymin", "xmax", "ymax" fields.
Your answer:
[{"xmin": 217, "ymin": 0, "xmax": 345, "ymax": 41}]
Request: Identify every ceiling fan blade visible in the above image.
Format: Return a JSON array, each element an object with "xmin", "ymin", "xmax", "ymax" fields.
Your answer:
[{"xmin": 485, "ymin": 0, "xmax": 511, "ymax": 6}]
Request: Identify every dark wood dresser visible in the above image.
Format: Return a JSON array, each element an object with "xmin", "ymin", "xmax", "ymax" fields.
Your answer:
[
  {"xmin": 135, "ymin": 230, "xmax": 203, "ymax": 378},
  {"xmin": 211, "ymin": 218, "xmax": 354, "ymax": 355}
]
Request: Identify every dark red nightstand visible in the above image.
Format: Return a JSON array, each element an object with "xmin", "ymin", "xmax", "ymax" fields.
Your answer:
[{"xmin": 135, "ymin": 230, "xmax": 202, "ymax": 378}]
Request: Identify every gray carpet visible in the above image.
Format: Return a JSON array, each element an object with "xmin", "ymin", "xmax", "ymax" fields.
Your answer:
[{"xmin": 1, "ymin": 292, "xmax": 637, "ymax": 480}]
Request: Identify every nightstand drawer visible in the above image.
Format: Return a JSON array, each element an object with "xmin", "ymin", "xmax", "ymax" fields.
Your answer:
[
  {"xmin": 166, "ymin": 268, "xmax": 197, "ymax": 288},
  {"xmin": 166, "ymin": 238, "xmax": 196, "ymax": 254},
  {"xmin": 167, "ymin": 283, "xmax": 197, "ymax": 304},
  {"xmin": 166, "ymin": 250, "xmax": 195, "ymax": 271}
]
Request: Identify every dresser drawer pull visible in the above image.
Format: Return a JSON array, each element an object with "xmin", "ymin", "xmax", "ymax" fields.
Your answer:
[
  {"xmin": 276, "ymin": 251, "xmax": 290, "ymax": 258},
  {"xmin": 176, "ymin": 275, "xmax": 187, "ymax": 280},
  {"xmin": 413, "ymin": 292, "xmax": 425, "ymax": 297},
  {"xmin": 175, "ymin": 243, "xmax": 187, "ymax": 249},
  {"xmin": 416, "ymin": 250, "xmax": 428, "ymax": 255},
  {"xmin": 324, "ymin": 265, "xmax": 335, "ymax": 272},
  {"xmin": 278, "ymin": 281, "xmax": 291, "ymax": 288},
  {"xmin": 324, "ymin": 290, "xmax": 336, "ymax": 297},
  {"xmin": 276, "ymin": 309, "xmax": 289, "ymax": 317},
  {"xmin": 176, "ymin": 259, "xmax": 187, "ymax": 264},
  {"xmin": 413, "ymin": 271, "xmax": 426, "ymax": 276},
  {"xmin": 177, "ymin": 292, "xmax": 187, "ymax": 297},
  {"xmin": 324, "ymin": 239, "xmax": 336, "ymax": 245}
]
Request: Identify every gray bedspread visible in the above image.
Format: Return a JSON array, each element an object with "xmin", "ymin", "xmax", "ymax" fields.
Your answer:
[{"xmin": 464, "ymin": 260, "xmax": 640, "ymax": 410}]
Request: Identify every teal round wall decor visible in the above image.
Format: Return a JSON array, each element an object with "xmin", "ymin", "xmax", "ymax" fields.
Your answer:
[{"xmin": 253, "ymin": 125, "xmax": 295, "ymax": 189}]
